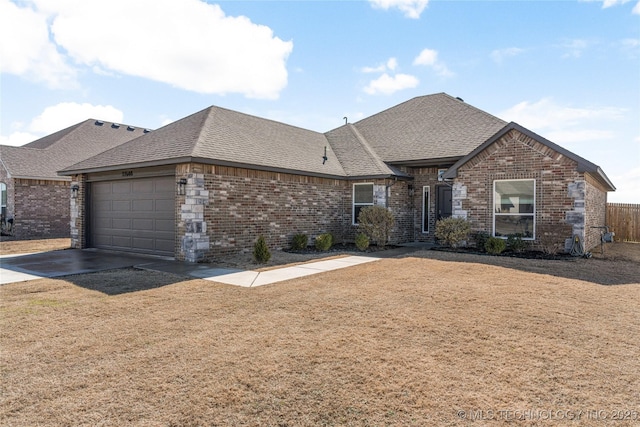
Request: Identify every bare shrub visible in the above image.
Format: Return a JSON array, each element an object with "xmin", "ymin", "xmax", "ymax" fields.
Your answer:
[
  {"xmin": 537, "ymin": 224, "xmax": 573, "ymax": 255},
  {"xmin": 357, "ymin": 206, "xmax": 395, "ymax": 248}
]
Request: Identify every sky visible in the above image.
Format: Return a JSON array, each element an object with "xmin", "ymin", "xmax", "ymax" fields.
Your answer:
[{"xmin": 1, "ymin": 0, "xmax": 638, "ymax": 202}]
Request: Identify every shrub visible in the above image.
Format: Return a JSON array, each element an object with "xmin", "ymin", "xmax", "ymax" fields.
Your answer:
[
  {"xmin": 291, "ymin": 233, "xmax": 308, "ymax": 250},
  {"xmin": 434, "ymin": 217, "xmax": 471, "ymax": 248},
  {"xmin": 537, "ymin": 224, "xmax": 573, "ymax": 255},
  {"xmin": 357, "ymin": 205, "xmax": 395, "ymax": 248},
  {"xmin": 354, "ymin": 233, "xmax": 370, "ymax": 251},
  {"xmin": 315, "ymin": 233, "xmax": 333, "ymax": 251},
  {"xmin": 506, "ymin": 234, "xmax": 528, "ymax": 253},
  {"xmin": 473, "ymin": 231, "xmax": 491, "ymax": 252},
  {"xmin": 253, "ymin": 235, "xmax": 271, "ymax": 263},
  {"xmin": 485, "ymin": 236, "xmax": 507, "ymax": 255}
]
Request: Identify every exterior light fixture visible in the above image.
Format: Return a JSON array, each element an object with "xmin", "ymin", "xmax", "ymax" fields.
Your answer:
[
  {"xmin": 408, "ymin": 184, "xmax": 414, "ymax": 197},
  {"xmin": 71, "ymin": 184, "xmax": 80, "ymax": 199},
  {"xmin": 177, "ymin": 178, "xmax": 187, "ymax": 195}
]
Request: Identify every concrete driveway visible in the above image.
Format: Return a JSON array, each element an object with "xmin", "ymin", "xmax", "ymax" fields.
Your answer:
[{"xmin": 0, "ymin": 249, "xmax": 165, "ymax": 285}]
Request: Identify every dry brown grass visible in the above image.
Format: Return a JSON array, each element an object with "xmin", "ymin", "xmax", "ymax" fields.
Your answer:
[
  {"xmin": 0, "ymin": 237, "xmax": 70, "ymax": 255},
  {"xmin": 1, "ymin": 241, "xmax": 639, "ymax": 426}
]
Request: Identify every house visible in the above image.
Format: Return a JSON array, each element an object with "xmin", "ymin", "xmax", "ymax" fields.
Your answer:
[
  {"xmin": 58, "ymin": 93, "xmax": 615, "ymax": 261},
  {"xmin": 0, "ymin": 120, "xmax": 149, "ymax": 239}
]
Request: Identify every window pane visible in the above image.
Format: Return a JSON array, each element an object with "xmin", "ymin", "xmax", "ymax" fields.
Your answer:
[
  {"xmin": 494, "ymin": 180, "xmax": 534, "ymax": 213},
  {"xmin": 0, "ymin": 183, "xmax": 6, "ymax": 206},
  {"xmin": 495, "ymin": 215, "xmax": 534, "ymax": 238},
  {"xmin": 354, "ymin": 184, "xmax": 373, "ymax": 204}
]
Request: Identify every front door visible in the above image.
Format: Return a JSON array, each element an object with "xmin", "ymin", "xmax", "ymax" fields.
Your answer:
[{"xmin": 436, "ymin": 185, "xmax": 452, "ymax": 220}]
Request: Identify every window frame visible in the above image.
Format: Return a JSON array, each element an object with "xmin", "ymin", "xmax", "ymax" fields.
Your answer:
[
  {"xmin": 352, "ymin": 183, "xmax": 374, "ymax": 225},
  {"xmin": 493, "ymin": 179, "xmax": 536, "ymax": 240},
  {"xmin": 422, "ymin": 185, "xmax": 430, "ymax": 233}
]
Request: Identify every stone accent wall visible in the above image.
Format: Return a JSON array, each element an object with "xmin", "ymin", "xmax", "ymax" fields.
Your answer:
[
  {"xmin": 176, "ymin": 172, "xmax": 210, "ymax": 262},
  {"xmin": 584, "ymin": 173, "xmax": 608, "ymax": 251},
  {"xmin": 454, "ymin": 129, "xmax": 584, "ymax": 250},
  {"xmin": 70, "ymin": 175, "xmax": 86, "ymax": 248},
  {"xmin": 0, "ymin": 166, "xmax": 15, "ymax": 224},
  {"xmin": 10, "ymin": 178, "xmax": 71, "ymax": 239}
]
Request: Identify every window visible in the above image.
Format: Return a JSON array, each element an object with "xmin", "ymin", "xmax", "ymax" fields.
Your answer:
[
  {"xmin": 422, "ymin": 186, "xmax": 430, "ymax": 233},
  {"xmin": 353, "ymin": 183, "xmax": 374, "ymax": 225},
  {"xmin": 493, "ymin": 179, "xmax": 535, "ymax": 239}
]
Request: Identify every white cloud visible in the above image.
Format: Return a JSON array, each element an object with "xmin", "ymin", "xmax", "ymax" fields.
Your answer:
[
  {"xmin": 364, "ymin": 73, "xmax": 419, "ymax": 95},
  {"xmin": 500, "ymin": 98, "xmax": 626, "ymax": 131},
  {"xmin": 3, "ymin": 0, "xmax": 292, "ymax": 99},
  {"xmin": 362, "ymin": 57, "xmax": 398, "ymax": 73},
  {"xmin": 0, "ymin": 132, "xmax": 40, "ymax": 147},
  {"xmin": 29, "ymin": 102, "xmax": 124, "ymax": 134},
  {"xmin": 0, "ymin": 0, "xmax": 77, "ymax": 88},
  {"xmin": 601, "ymin": 0, "xmax": 632, "ymax": 8},
  {"xmin": 634, "ymin": 1, "xmax": 640, "ymax": 14},
  {"xmin": 369, "ymin": 0, "xmax": 429, "ymax": 18},
  {"xmin": 610, "ymin": 167, "xmax": 640, "ymax": 203},
  {"xmin": 0, "ymin": 102, "xmax": 124, "ymax": 146},
  {"xmin": 560, "ymin": 39, "xmax": 590, "ymax": 58},
  {"xmin": 413, "ymin": 48, "xmax": 453, "ymax": 77},
  {"xmin": 490, "ymin": 47, "xmax": 524, "ymax": 64}
]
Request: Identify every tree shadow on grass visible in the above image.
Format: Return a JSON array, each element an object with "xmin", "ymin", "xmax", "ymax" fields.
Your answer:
[
  {"xmin": 408, "ymin": 247, "xmax": 640, "ymax": 286},
  {"xmin": 63, "ymin": 268, "xmax": 191, "ymax": 295}
]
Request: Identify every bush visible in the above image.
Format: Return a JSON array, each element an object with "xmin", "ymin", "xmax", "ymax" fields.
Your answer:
[
  {"xmin": 315, "ymin": 233, "xmax": 333, "ymax": 251},
  {"xmin": 473, "ymin": 231, "xmax": 491, "ymax": 252},
  {"xmin": 485, "ymin": 236, "xmax": 507, "ymax": 255},
  {"xmin": 354, "ymin": 233, "xmax": 370, "ymax": 251},
  {"xmin": 506, "ymin": 234, "xmax": 528, "ymax": 253},
  {"xmin": 291, "ymin": 233, "xmax": 308, "ymax": 250},
  {"xmin": 357, "ymin": 205, "xmax": 395, "ymax": 248},
  {"xmin": 253, "ymin": 235, "xmax": 271, "ymax": 263},
  {"xmin": 537, "ymin": 224, "xmax": 573, "ymax": 255},
  {"xmin": 434, "ymin": 217, "xmax": 471, "ymax": 248}
]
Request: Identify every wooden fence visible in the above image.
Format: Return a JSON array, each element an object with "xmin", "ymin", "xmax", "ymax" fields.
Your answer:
[{"xmin": 606, "ymin": 203, "xmax": 640, "ymax": 242}]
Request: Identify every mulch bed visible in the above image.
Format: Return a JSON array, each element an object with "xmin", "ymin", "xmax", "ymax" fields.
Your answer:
[
  {"xmin": 283, "ymin": 242, "xmax": 400, "ymax": 255},
  {"xmin": 430, "ymin": 245, "xmax": 575, "ymax": 261}
]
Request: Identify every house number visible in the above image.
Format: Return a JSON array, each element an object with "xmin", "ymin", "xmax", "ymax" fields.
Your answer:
[{"xmin": 122, "ymin": 171, "xmax": 133, "ymax": 177}]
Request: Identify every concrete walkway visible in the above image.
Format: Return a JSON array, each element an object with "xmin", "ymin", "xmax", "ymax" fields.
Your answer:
[{"xmin": 142, "ymin": 255, "xmax": 380, "ymax": 287}]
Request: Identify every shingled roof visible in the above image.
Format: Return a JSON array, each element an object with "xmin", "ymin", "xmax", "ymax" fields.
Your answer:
[
  {"xmin": 61, "ymin": 93, "xmax": 510, "ymax": 179},
  {"xmin": 351, "ymin": 93, "xmax": 507, "ymax": 165},
  {"xmin": 61, "ymin": 106, "xmax": 349, "ymax": 178},
  {"xmin": 1, "ymin": 119, "xmax": 148, "ymax": 181}
]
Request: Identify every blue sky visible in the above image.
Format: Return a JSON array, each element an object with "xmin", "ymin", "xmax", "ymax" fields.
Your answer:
[{"xmin": 1, "ymin": 0, "xmax": 638, "ymax": 202}]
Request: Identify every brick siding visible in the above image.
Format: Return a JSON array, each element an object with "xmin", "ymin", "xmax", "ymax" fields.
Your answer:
[
  {"xmin": 453, "ymin": 129, "xmax": 607, "ymax": 251},
  {"xmin": 10, "ymin": 178, "xmax": 70, "ymax": 239}
]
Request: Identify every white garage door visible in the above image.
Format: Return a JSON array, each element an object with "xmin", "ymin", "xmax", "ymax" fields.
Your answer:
[{"xmin": 89, "ymin": 176, "xmax": 175, "ymax": 256}]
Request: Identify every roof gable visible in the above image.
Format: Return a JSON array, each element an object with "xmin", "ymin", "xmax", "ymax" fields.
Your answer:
[{"xmin": 442, "ymin": 122, "xmax": 616, "ymax": 191}]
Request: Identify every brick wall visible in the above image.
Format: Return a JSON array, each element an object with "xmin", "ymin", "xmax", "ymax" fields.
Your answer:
[
  {"xmin": 406, "ymin": 167, "xmax": 443, "ymax": 242},
  {"xmin": 172, "ymin": 163, "xmax": 422, "ymax": 260},
  {"xmin": 584, "ymin": 173, "xmax": 608, "ymax": 251},
  {"xmin": 11, "ymin": 178, "xmax": 71, "ymax": 239},
  {"xmin": 454, "ymin": 129, "xmax": 587, "ymax": 250}
]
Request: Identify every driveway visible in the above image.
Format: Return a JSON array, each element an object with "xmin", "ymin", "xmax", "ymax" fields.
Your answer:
[{"xmin": 0, "ymin": 249, "xmax": 165, "ymax": 285}]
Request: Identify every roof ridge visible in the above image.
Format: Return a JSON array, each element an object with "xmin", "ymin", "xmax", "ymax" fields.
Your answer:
[{"xmin": 345, "ymin": 124, "xmax": 393, "ymax": 174}]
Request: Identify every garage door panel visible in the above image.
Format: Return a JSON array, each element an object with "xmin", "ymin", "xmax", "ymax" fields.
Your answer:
[
  {"xmin": 112, "ymin": 218, "xmax": 132, "ymax": 230},
  {"xmin": 112, "ymin": 181, "xmax": 131, "ymax": 193},
  {"xmin": 112, "ymin": 200, "xmax": 131, "ymax": 211},
  {"xmin": 90, "ymin": 176, "xmax": 175, "ymax": 257}
]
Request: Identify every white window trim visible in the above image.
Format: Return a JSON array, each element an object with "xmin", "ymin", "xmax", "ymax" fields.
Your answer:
[
  {"xmin": 353, "ymin": 183, "xmax": 374, "ymax": 225},
  {"xmin": 493, "ymin": 178, "xmax": 536, "ymax": 240},
  {"xmin": 422, "ymin": 185, "xmax": 430, "ymax": 233}
]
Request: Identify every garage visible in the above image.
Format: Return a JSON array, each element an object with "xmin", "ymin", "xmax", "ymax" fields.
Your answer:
[{"xmin": 88, "ymin": 175, "xmax": 175, "ymax": 257}]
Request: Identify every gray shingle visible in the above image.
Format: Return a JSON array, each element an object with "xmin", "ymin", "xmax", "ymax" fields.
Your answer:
[
  {"xmin": 1, "ymin": 119, "xmax": 147, "ymax": 180},
  {"xmin": 351, "ymin": 93, "xmax": 507, "ymax": 163}
]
